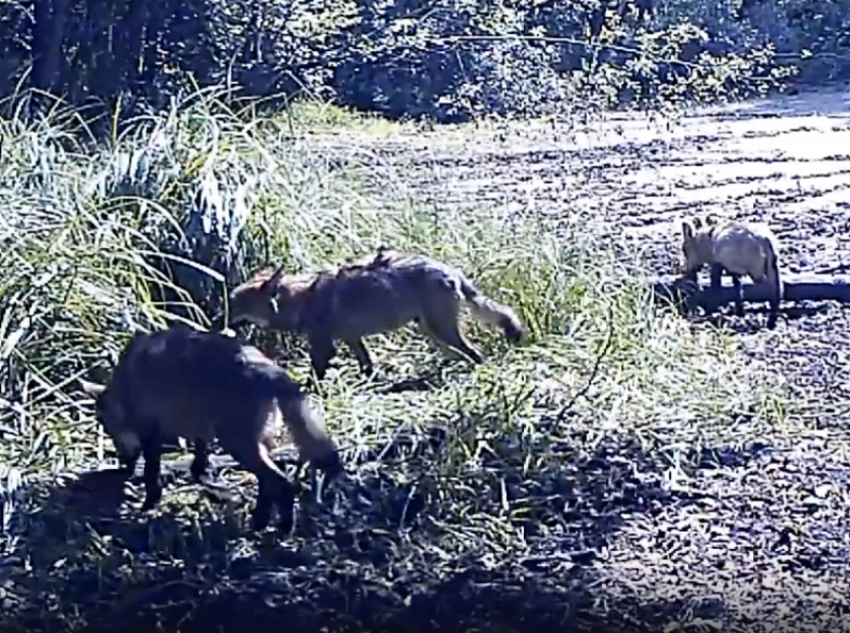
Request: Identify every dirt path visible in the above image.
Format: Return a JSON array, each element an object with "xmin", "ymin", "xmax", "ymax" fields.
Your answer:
[{"xmin": 315, "ymin": 87, "xmax": 850, "ymax": 631}]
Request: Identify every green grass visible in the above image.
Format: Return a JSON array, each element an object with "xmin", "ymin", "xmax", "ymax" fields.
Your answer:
[
  {"xmin": 285, "ymin": 98, "xmax": 418, "ymax": 137},
  {"xmin": 0, "ymin": 88, "xmax": 793, "ymax": 630}
]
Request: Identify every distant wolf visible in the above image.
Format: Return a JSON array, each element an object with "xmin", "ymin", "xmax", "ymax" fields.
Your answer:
[
  {"xmin": 680, "ymin": 215, "xmax": 783, "ymax": 329},
  {"xmin": 221, "ymin": 248, "xmax": 525, "ymax": 381},
  {"xmin": 79, "ymin": 326, "xmax": 342, "ymax": 532}
]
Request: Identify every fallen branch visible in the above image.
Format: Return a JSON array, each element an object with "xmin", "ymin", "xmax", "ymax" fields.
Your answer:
[{"xmin": 647, "ymin": 272, "xmax": 850, "ymax": 310}]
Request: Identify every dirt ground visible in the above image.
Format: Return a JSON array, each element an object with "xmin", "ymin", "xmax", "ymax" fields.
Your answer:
[{"xmin": 5, "ymin": 88, "xmax": 850, "ymax": 633}]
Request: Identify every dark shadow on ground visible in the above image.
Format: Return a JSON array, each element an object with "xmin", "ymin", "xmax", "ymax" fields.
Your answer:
[
  {"xmin": 0, "ymin": 426, "xmax": 722, "ymax": 633},
  {"xmin": 710, "ymin": 86, "xmax": 850, "ymax": 121},
  {"xmin": 684, "ymin": 439, "xmax": 783, "ymax": 471},
  {"xmin": 371, "ymin": 356, "xmax": 462, "ymax": 394},
  {"xmin": 688, "ymin": 301, "xmax": 839, "ymax": 334},
  {"xmin": 5, "ymin": 559, "xmax": 736, "ymax": 633}
]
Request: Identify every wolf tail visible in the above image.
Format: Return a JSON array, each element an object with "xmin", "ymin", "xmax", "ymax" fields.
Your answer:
[
  {"xmin": 758, "ymin": 237, "xmax": 783, "ymax": 329},
  {"xmin": 458, "ymin": 276, "xmax": 524, "ymax": 343},
  {"xmin": 756, "ymin": 234, "xmax": 783, "ymax": 296},
  {"xmin": 271, "ymin": 372, "xmax": 343, "ymax": 479}
]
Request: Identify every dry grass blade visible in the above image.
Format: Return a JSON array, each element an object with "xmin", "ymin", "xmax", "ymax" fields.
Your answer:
[{"xmin": 554, "ymin": 301, "xmax": 616, "ymax": 423}]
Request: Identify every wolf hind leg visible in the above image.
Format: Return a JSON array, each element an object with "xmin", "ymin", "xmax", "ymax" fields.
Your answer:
[
  {"xmin": 191, "ymin": 439, "xmax": 235, "ymax": 502},
  {"xmin": 190, "ymin": 440, "xmax": 210, "ymax": 482},
  {"xmin": 219, "ymin": 432, "xmax": 296, "ymax": 533},
  {"xmin": 730, "ymin": 273, "xmax": 744, "ymax": 317},
  {"xmin": 344, "ymin": 338, "xmax": 375, "ymax": 377},
  {"xmin": 420, "ymin": 300, "xmax": 484, "ymax": 365}
]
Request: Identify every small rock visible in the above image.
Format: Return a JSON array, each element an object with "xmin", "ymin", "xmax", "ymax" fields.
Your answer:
[
  {"xmin": 801, "ymin": 495, "xmax": 826, "ymax": 511},
  {"xmin": 813, "ymin": 484, "xmax": 832, "ymax": 499}
]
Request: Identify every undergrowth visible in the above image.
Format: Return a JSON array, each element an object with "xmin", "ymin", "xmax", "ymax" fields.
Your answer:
[{"xmin": 0, "ymin": 89, "xmax": 791, "ymax": 632}]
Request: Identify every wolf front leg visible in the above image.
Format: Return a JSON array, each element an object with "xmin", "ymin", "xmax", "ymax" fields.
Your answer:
[
  {"xmin": 308, "ymin": 332, "xmax": 337, "ymax": 382},
  {"xmin": 190, "ymin": 440, "xmax": 210, "ymax": 482},
  {"xmin": 730, "ymin": 274, "xmax": 744, "ymax": 317},
  {"xmin": 765, "ymin": 275, "xmax": 781, "ymax": 330},
  {"xmin": 708, "ymin": 263, "xmax": 728, "ymax": 315},
  {"xmin": 139, "ymin": 428, "xmax": 165, "ymax": 512}
]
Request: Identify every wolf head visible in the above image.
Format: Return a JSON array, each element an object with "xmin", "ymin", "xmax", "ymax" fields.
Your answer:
[
  {"xmin": 221, "ymin": 264, "xmax": 302, "ymax": 330},
  {"xmin": 79, "ymin": 378, "xmax": 141, "ymax": 470},
  {"xmin": 680, "ymin": 215, "xmax": 719, "ymax": 274}
]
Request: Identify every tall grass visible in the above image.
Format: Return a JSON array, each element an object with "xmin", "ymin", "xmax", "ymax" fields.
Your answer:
[{"xmin": 0, "ymin": 87, "xmax": 791, "ymax": 595}]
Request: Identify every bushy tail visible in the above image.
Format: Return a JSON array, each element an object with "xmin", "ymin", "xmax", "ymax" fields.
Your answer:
[
  {"xmin": 761, "ymin": 239, "xmax": 783, "ymax": 330},
  {"xmin": 762, "ymin": 240, "xmax": 783, "ymax": 298},
  {"xmin": 272, "ymin": 373, "xmax": 343, "ymax": 478},
  {"xmin": 458, "ymin": 277, "xmax": 524, "ymax": 343},
  {"xmin": 767, "ymin": 256, "xmax": 783, "ymax": 296}
]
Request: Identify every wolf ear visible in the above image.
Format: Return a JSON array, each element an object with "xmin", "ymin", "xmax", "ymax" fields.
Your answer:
[
  {"xmin": 258, "ymin": 263, "xmax": 286, "ymax": 295},
  {"xmin": 681, "ymin": 220, "xmax": 695, "ymax": 241},
  {"xmin": 79, "ymin": 379, "xmax": 106, "ymax": 398},
  {"xmin": 704, "ymin": 213, "xmax": 719, "ymax": 226}
]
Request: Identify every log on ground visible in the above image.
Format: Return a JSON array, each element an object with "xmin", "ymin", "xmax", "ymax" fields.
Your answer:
[{"xmin": 648, "ymin": 272, "xmax": 850, "ymax": 310}]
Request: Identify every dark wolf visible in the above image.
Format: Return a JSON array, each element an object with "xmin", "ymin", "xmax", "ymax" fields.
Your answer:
[
  {"xmin": 222, "ymin": 248, "xmax": 525, "ymax": 381},
  {"xmin": 80, "ymin": 326, "xmax": 342, "ymax": 532}
]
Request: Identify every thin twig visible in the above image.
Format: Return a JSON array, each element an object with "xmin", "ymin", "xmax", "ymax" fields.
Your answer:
[{"xmin": 554, "ymin": 301, "xmax": 616, "ymax": 424}]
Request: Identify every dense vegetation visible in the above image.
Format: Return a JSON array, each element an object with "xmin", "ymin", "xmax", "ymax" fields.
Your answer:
[
  {"xmin": 3, "ymin": 0, "xmax": 850, "ymax": 125},
  {"xmin": 0, "ymin": 0, "xmax": 836, "ymax": 630}
]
